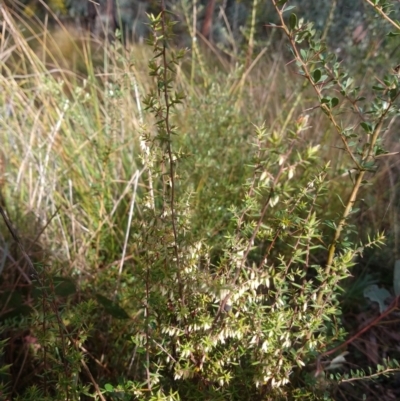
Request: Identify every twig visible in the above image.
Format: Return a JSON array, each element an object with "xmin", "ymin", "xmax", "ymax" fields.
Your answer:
[{"xmin": 320, "ymin": 296, "xmax": 399, "ymax": 359}]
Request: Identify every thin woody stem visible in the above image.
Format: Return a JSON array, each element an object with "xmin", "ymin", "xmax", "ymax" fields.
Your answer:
[{"xmin": 270, "ymin": 0, "xmax": 397, "ymax": 307}]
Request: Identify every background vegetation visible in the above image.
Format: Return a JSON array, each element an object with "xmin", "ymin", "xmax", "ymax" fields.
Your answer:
[{"xmin": 1, "ymin": 0, "xmax": 400, "ymax": 400}]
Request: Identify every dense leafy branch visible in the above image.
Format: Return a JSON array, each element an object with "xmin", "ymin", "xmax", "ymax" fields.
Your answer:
[{"xmin": 271, "ymin": 0, "xmax": 400, "ymax": 307}]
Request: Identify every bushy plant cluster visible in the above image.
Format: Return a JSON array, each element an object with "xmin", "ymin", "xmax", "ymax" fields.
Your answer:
[{"xmin": 1, "ymin": 1, "xmax": 400, "ymax": 400}]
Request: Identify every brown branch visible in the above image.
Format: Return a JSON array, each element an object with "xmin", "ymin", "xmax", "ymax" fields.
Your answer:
[
  {"xmin": 320, "ymin": 296, "xmax": 400, "ymax": 359},
  {"xmin": 201, "ymin": 0, "xmax": 216, "ymax": 40},
  {"xmin": 160, "ymin": 0, "xmax": 185, "ymax": 307}
]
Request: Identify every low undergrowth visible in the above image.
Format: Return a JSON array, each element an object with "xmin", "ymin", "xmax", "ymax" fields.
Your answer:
[{"xmin": 1, "ymin": 1, "xmax": 400, "ymax": 400}]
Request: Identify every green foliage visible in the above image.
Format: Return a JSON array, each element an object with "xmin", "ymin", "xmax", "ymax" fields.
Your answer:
[{"xmin": 1, "ymin": 1, "xmax": 400, "ymax": 401}]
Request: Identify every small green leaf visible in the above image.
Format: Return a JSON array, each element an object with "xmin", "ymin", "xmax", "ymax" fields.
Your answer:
[
  {"xmin": 389, "ymin": 88, "xmax": 398, "ymax": 100},
  {"xmin": 387, "ymin": 31, "xmax": 400, "ymax": 37},
  {"xmin": 360, "ymin": 122, "xmax": 372, "ymax": 133},
  {"xmin": 313, "ymin": 69, "xmax": 322, "ymax": 83},
  {"xmin": 345, "ymin": 78, "xmax": 354, "ymax": 88},
  {"xmin": 289, "ymin": 13, "xmax": 297, "ymax": 30},
  {"xmin": 282, "ymin": 5, "xmax": 296, "ymax": 12},
  {"xmin": 331, "ymin": 97, "xmax": 339, "ymax": 108}
]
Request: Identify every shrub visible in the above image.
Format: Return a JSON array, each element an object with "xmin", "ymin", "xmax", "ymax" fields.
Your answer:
[{"xmin": 1, "ymin": 1, "xmax": 400, "ymax": 400}]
